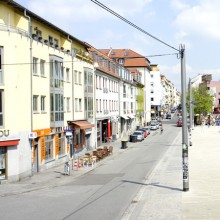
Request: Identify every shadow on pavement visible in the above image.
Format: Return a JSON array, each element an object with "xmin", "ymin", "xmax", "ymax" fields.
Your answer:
[{"xmin": 122, "ymin": 180, "xmax": 182, "ymax": 192}]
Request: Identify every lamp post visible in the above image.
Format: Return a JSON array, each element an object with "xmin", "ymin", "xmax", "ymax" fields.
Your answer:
[{"xmin": 180, "ymin": 44, "xmax": 189, "ymax": 191}]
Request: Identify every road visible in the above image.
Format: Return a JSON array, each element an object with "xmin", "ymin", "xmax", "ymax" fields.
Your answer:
[{"xmin": 0, "ymin": 117, "xmax": 181, "ymax": 220}]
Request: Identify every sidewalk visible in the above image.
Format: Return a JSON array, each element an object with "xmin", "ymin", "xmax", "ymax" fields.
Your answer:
[
  {"xmin": 182, "ymin": 125, "xmax": 220, "ymax": 219},
  {"xmin": 0, "ymin": 138, "xmax": 125, "ymax": 197},
  {"xmin": 122, "ymin": 125, "xmax": 220, "ymax": 220}
]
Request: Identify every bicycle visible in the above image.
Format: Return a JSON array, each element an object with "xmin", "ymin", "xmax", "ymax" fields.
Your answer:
[{"xmin": 64, "ymin": 161, "xmax": 70, "ymax": 175}]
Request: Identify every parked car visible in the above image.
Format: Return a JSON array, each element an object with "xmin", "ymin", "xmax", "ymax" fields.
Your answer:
[
  {"xmin": 150, "ymin": 123, "xmax": 157, "ymax": 130},
  {"xmin": 138, "ymin": 129, "xmax": 148, "ymax": 138},
  {"xmin": 141, "ymin": 127, "xmax": 151, "ymax": 135},
  {"xmin": 152, "ymin": 121, "xmax": 160, "ymax": 129},
  {"xmin": 132, "ymin": 131, "xmax": 144, "ymax": 141},
  {"xmin": 177, "ymin": 119, "xmax": 182, "ymax": 127},
  {"xmin": 166, "ymin": 114, "xmax": 172, "ymax": 119}
]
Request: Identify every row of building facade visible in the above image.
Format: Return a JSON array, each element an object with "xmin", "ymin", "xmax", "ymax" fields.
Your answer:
[{"xmin": 0, "ymin": 0, "xmax": 180, "ymax": 181}]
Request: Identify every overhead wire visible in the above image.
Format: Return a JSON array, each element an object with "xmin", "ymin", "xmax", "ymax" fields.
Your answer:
[{"xmin": 91, "ymin": 0, "xmax": 180, "ymax": 53}]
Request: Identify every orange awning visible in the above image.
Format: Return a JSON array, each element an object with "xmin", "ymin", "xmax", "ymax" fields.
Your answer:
[{"xmin": 71, "ymin": 120, "xmax": 94, "ymax": 129}]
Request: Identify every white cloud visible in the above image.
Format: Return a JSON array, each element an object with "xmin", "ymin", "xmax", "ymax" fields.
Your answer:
[
  {"xmin": 170, "ymin": 0, "xmax": 190, "ymax": 10},
  {"xmin": 174, "ymin": 0, "xmax": 220, "ymax": 40},
  {"xmin": 26, "ymin": 0, "xmax": 152, "ymax": 22}
]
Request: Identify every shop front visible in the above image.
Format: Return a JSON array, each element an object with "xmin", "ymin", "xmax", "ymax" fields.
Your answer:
[
  {"xmin": 31, "ymin": 127, "xmax": 68, "ymax": 172},
  {"xmin": 69, "ymin": 120, "xmax": 94, "ymax": 151},
  {"xmin": 0, "ymin": 137, "xmax": 20, "ymax": 181}
]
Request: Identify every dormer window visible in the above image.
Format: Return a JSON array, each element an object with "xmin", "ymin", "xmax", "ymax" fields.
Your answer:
[
  {"xmin": 119, "ymin": 59, "xmax": 124, "ymax": 65},
  {"xmin": 54, "ymin": 39, "xmax": 59, "ymax": 47},
  {"xmin": 49, "ymin": 36, "xmax": 53, "ymax": 45}
]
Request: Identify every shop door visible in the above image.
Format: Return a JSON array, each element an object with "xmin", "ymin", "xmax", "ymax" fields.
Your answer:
[
  {"xmin": 32, "ymin": 146, "xmax": 38, "ymax": 172},
  {"xmin": 0, "ymin": 147, "xmax": 6, "ymax": 180},
  {"xmin": 85, "ymin": 134, "xmax": 90, "ymax": 149}
]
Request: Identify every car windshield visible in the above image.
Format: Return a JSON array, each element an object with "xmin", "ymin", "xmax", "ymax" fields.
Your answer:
[
  {"xmin": 151, "ymin": 123, "xmax": 156, "ymax": 126},
  {"xmin": 133, "ymin": 132, "xmax": 141, "ymax": 135}
]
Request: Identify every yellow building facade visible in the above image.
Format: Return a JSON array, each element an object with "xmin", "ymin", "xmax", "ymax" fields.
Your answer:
[{"xmin": 0, "ymin": 0, "xmax": 95, "ymax": 181}]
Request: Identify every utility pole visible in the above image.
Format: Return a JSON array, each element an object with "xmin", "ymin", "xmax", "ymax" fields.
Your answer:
[
  {"xmin": 189, "ymin": 78, "xmax": 193, "ymax": 146},
  {"xmin": 180, "ymin": 44, "xmax": 189, "ymax": 191}
]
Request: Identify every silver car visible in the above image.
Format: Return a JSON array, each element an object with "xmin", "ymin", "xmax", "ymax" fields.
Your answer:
[
  {"xmin": 133, "ymin": 131, "xmax": 144, "ymax": 141},
  {"xmin": 150, "ymin": 123, "xmax": 157, "ymax": 130}
]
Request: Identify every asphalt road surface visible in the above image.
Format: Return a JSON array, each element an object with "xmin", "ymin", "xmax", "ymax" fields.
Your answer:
[{"xmin": 0, "ymin": 117, "xmax": 180, "ymax": 220}]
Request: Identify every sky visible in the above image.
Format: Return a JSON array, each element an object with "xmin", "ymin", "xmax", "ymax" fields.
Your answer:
[{"xmin": 15, "ymin": 0, "xmax": 220, "ymax": 91}]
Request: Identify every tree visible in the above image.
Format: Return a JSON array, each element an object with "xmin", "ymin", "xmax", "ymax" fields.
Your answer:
[{"xmin": 187, "ymin": 84, "xmax": 213, "ymax": 115}]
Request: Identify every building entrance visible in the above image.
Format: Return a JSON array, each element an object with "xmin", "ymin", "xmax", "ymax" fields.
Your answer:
[{"xmin": 0, "ymin": 147, "xmax": 6, "ymax": 180}]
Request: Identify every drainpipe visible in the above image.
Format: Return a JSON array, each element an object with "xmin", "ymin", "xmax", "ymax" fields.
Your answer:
[
  {"xmin": 24, "ymin": 10, "xmax": 33, "ymax": 131},
  {"xmin": 68, "ymin": 35, "xmax": 74, "ymax": 159},
  {"xmin": 24, "ymin": 10, "xmax": 35, "ymax": 172},
  {"xmin": 68, "ymin": 35, "xmax": 74, "ymax": 120}
]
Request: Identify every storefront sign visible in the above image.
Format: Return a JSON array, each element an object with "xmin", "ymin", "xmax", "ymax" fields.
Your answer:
[
  {"xmin": 64, "ymin": 130, "xmax": 73, "ymax": 136},
  {"xmin": 0, "ymin": 130, "xmax": 9, "ymax": 137},
  {"xmin": 33, "ymin": 128, "xmax": 51, "ymax": 137},
  {"xmin": 29, "ymin": 132, "xmax": 37, "ymax": 139}
]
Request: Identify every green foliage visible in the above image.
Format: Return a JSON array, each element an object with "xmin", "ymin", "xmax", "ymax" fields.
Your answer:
[
  {"xmin": 187, "ymin": 84, "xmax": 213, "ymax": 115},
  {"xmin": 136, "ymin": 87, "xmax": 144, "ymax": 119}
]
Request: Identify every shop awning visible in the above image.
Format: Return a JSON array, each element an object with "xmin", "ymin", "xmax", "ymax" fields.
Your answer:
[
  {"xmin": 71, "ymin": 120, "xmax": 94, "ymax": 129},
  {"xmin": 121, "ymin": 115, "xmax": 129, "ymax": 120},
  {"xmin": 0, "ymin": 139, "xmax": 20, "ymax": 147}
]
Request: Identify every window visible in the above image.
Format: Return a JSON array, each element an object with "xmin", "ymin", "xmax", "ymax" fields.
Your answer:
[
  {"xmin": 33, "ymin": 57, "xmax": 38, "ymax": 75},
  {"xmin": 50, "ymin": 60, "xmax": 64, "ymax": 88},
  {"xmin": 50, "ymin": 56, "xmax": 64, "ymax": 125},
  {"xmin": 41, "ymin": 96, "xmax": 46, "ymax": 112},
  {"xmin": 54, "ymin": 38, "xmax": 59, "ymax": 47},
  {"xmin": 49, "ymin": 36, "xmax": 53, "ymax": 45},
  {"xmin": 58, "ymin": 133, "xmax": 65, "ymax": 155},
  {"xmin": 45, "ymin": 136, "xmax": 53, "ymax": 160},
  {"xmin": 96, "ymin": 75, "xmax": 99, "ymax": 89},
  {"xmin": 119, "ymin": 59, "xmax": 124, "ymax": 65},
  {"xmin": 33, "ymin": 95, "xmax": 38, "ymax": 112},
  {"xmin": 40, "ymin": 59, "xmax": 45, "ymax": 77},
  {"xmin": 66, "ymin": 68, "xmax": 70, "ymax": 82},
  {"xmin": 96, "ymin": 99, "xmax": 98, "ymax": 112},
  {"xmin": 50, "ymin": 93, "xmax": 64, "ymax": 122},
  {"xmin": 100, "ymin": 99, "xmax": 102, "ymax": 112},
  {"xmin": 79, "ymin": 98, "xmax": 82, "ymax": 111},
  {"xmin": 151, "ymin": 98, "xmax": 154, "ymax": 101},
  {"xmin": 0, "ymin": 90, "xmax": 3, "ymax": 126},
  {"xmin": 74, "ymin": 70, "xmax": 78, "ymax": 84},
  {"xmin": 75, "ymin": 98, "xmax": 78, "ymax": 111},
  {"xmin": 0, "ymin": 48, "xmax": 3, "ymax": 84},
  {"xmin": 99, "ymin": 76, "xmax": 102, "ymax": 89},
  {"xmin": 151, "ymin": 74, "xmax": 153, "ymax": 78},
  {"xmin": 66, "ymin": 97, "xmax": 70, "ymax": 112},
  {"xmin": 79, "ymin": 72, "xmax": 82, "ymax": 84},
  {"xmin": 123, "ymin": 85, "xmax": 126, "ymax": 97}
]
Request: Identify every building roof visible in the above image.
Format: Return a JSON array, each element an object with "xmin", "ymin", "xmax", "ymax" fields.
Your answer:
[
  {"xmin": 99, "ymin": 48, "xmax": 151, "ymax": 69},
  {"xmin": 1, "ymin": 0, "xmax": 88, "ymax": 48}
]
